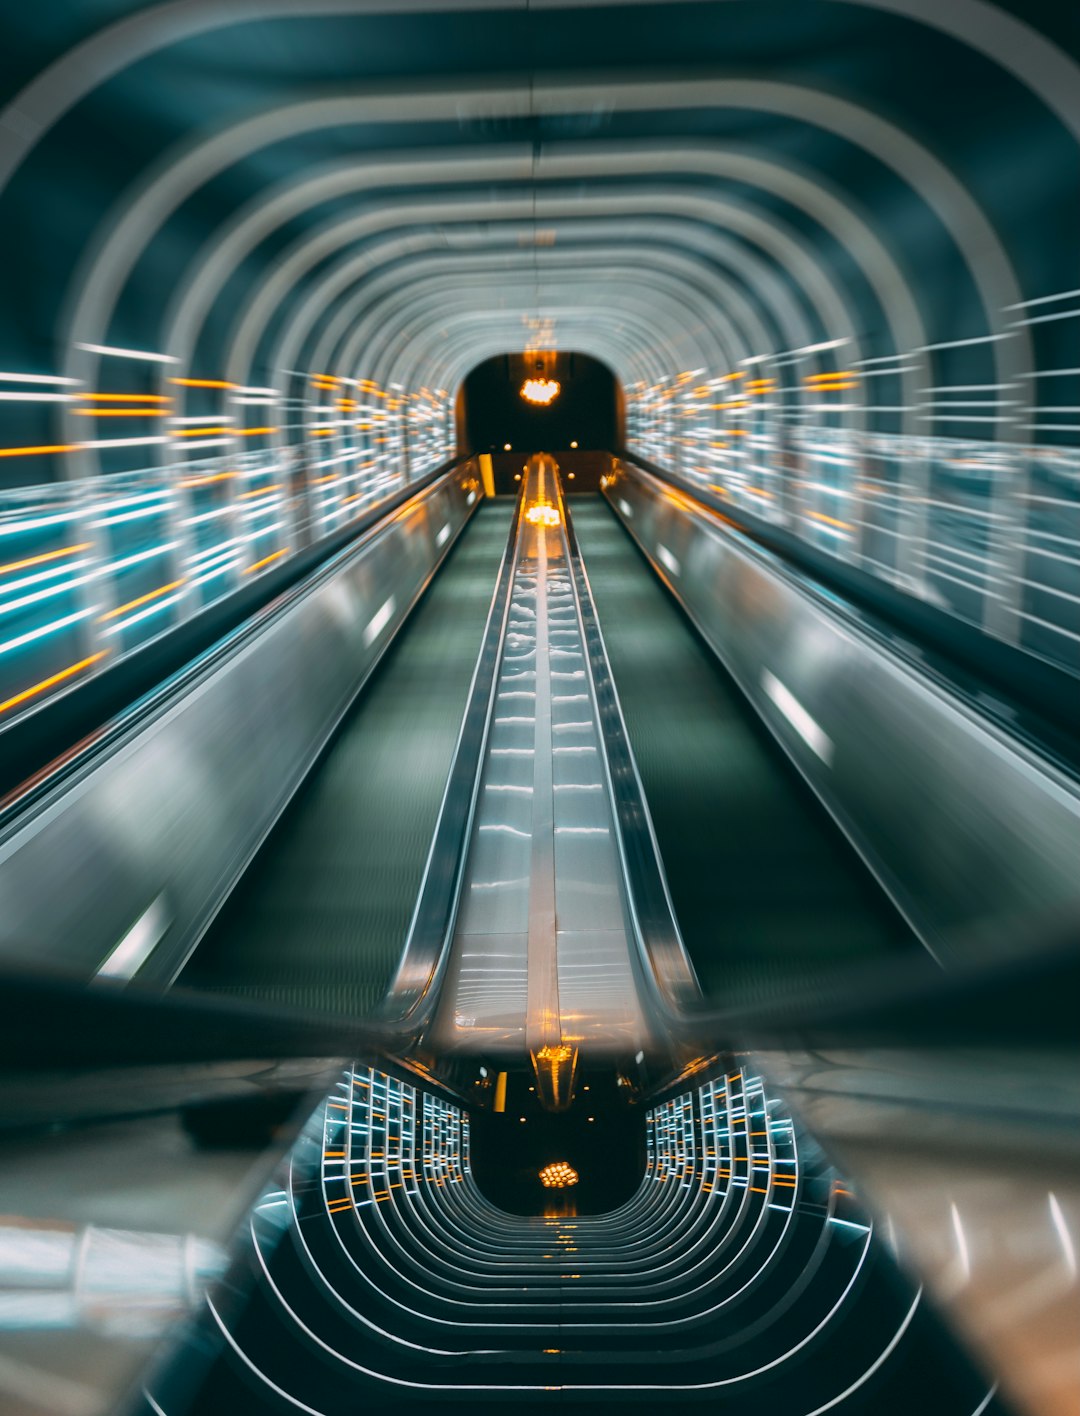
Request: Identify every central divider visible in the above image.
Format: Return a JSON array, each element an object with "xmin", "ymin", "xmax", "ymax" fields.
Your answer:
[{"xmin": 429, "ymin": 455, "xmax": 665, "ymax": 1082}]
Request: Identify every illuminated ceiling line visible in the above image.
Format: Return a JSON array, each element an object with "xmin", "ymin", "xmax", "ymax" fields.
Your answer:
[
  {"xmin": 161, "ymin": 138, "xmax": 914, "ymax": 352},
  {"xmin": 1, "ymin": 0, "xmax": 1076, "ymax": 208},
  {"xmin": 164, "ymin": 148, "xmax": 536, "ymax": 355},
  {"xmin": 332, "ymin": 267, "xmax": 763, "ymax": 403},
  {"xmin": 318, "ymin": 245, "xmax": 775, "ymax": 376},
  {"xmin": 236, "ymin": 193, "xmax": 862, "ymax": 392},
  {"xmin": 531, "ymin": 79, "xmax": 1029, "ymax": 383},
  {"xmin": 356, "ymin": 285, "xmax": 722, "ymax": 402},
  {"xmin": 223, "ymin": 196, "xmax": 822, "ymax": 394},
  {"xmin": 312, "ymin": 224, "xmax": 793, "ymax": 376},
  {"xmin": 64, "ymin": 76, "xmax": 1026, "ymax": 391},
  {"xmin": 162, "ymin": 139, "xmax": 911, "ymax": 381}
]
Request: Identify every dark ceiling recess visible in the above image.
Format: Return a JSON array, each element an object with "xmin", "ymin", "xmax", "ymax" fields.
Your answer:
[
  {"xmin": 469, "ymin": 1067, "xmax": 645, "ymax": 1216},
  {"xmin": 461, "ymin": 351, "xmax": 619, "ymax": 456}
]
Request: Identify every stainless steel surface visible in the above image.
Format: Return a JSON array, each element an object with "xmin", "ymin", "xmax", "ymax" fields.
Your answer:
[
  {"xmin": 0, "ymin": 1109, "xmax": 275, "ymax": 1416},
  {"xmin": 0, "ymin": 467, "xmax": 480, "ymax": 985},
  {"xmin": 755, "ymin": 1046, "xmax": 1080, "ymax": 1416},
  {"xmin": 434, "ymin": 457, "xmax": 648, "ymax": 1057},
  {"xmin": 604, "ymin": 461, "xmax": 1080, "ymax": 965}
]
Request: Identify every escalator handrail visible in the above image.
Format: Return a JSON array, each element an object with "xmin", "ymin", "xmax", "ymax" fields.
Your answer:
[
  {"xmin": 558, "ymin": 478, "xmax": 705, "ymax": 1033},
  {"xmin": 377, "ymin": 484, "xmax": 527, "ymax": 1035}
]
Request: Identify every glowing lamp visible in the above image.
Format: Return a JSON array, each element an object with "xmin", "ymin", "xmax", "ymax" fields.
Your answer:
[
  {"xmin": 525, "ymin": 501, "xmax": 560, "ymax": 528},
  {"xmin": 521, "ymin": 378, "xmax": 561, "ymax": 406}
]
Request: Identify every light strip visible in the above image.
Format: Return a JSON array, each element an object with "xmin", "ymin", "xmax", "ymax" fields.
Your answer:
[
  {"xmin": 0, "ymin": 651, "xmax": 107, "ymax": 717},
  {"xmin": 76, "ymin": 342, "xmax": 179, "ymax": 364}
]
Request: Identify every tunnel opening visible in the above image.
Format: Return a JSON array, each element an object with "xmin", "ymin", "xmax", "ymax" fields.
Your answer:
[
  {"xmin": 459, "ymin": 351, "xmax": 620, "ymax": 494},
  {"xmin": 468, "ymin": 1065, "xmax": 646, "ymax": 1216}
]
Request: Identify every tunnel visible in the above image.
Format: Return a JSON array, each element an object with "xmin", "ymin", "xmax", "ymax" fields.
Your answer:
[{"xmin": 0, "ymin": 4, "xmax": 1078, "ymax": 1415}]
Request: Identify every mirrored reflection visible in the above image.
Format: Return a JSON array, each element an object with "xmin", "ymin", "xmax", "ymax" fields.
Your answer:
[{"xmin": 139, "ymin": 1062, "xmax": 1004, "ymax": 1415}]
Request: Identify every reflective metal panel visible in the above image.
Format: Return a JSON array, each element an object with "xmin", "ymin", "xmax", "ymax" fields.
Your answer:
[
  {"xmin": 0, "ymin": 470, "xmax": 481, "ymax": 984},
  {"xmin": 605, "ymin": 463, "xmax": 1080, "ymax": 963}
]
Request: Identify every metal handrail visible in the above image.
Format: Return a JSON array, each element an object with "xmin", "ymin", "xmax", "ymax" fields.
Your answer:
[
  {"xmin": 378, "ymin": 483, "xmax": 526, "ymax": 1037},
  {"xmin": 556, "ymin": 476, "xmax": 705, "ymax": 1041}
]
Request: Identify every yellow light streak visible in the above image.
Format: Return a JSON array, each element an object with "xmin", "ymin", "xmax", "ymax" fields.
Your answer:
[
  {"xmin": 245, "ymin": 547, "xmax": 290, "ymax": 574},
  {"xmin": 0, "ymin": 651, "xmax": 108, "ymax": 717},
  {"xmin": 0, "ymin": 444, "xmax": 78, "ymax": 459},
  {"xmin": 99, "ymin": 579, "xmax": 185, "ymax": 622},
  {"xmin": 0, "ymin": 543, "xmax": 91, "ymax": 577},
  {"xmin": 73, "ymin": 409, "xmax": 168, "ymax": 418},
  {"xmin": 808, "ymin": 511, "xmax": 854, "ymax": 531},
  {"xmin": 169, "ymin": 378, "xmax": 237, "ymax": 389},
  {"xmin": 82, "ymin": 393, "xmax": 171, "ymax": 403},
  {"xmin": 178, "ymin": 469, "xmax": 236, "ymax": 488}
]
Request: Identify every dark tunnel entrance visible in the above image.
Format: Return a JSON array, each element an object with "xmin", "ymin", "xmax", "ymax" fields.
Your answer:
[
  {"xmin": 469, "ymin": 1066, "xmax": 646, "ymax": 1216},
  {"xmin": 459, "ymin": 351, "xmax": 620, "ymax": 494}
]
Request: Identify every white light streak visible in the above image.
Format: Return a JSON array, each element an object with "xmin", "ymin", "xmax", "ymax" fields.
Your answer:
[
  {"xmin": 656, "ymin": 543, "xmax": 681, "ymax": 577},
  {"xmin": 76, "ymin": 342, "xmax": 180, "ymax": 364},
  {"xmin": 103, "ymin": 592, "xmax": 185, "ymax": 636},
  {"xmin": 761, "ymin": 671, "xmax": 833, "ymax": 764},
  {"xmin": 0, "ymin": 372, "xmax": 81, "ymax": 386},
  {"xmin": 97, "ymin": 895, "xmax": 170, "ymax": 980},
  {"xmin": 0, "ymin": 391, "xmax": 77, "ymax": 403},
  {"xmin": 363, "ymin": 596, "xmax": 396, "ymax": 647}
]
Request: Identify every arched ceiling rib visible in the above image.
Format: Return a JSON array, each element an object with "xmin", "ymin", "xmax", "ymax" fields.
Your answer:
[{"xmin": 0, "ymin": 1, "xmax": 1074, "ymax": 487}]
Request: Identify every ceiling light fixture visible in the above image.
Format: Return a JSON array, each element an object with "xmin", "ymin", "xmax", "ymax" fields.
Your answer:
[{"xmin": 521, "ymin": 378, "xmax": 560, "ymax": 406}]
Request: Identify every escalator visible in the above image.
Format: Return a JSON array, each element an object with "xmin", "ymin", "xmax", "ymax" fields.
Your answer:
[
  {"xmin": 3, "ymin": 458, "xmax": 1074, "ymax": 1415},
  {"xmin": 124, "ymin": 461, "xmax": 1008, "ymax": 1414},
  {"xmin": 570, "ymin": 496, "xmax": 916, "ymax": 1008},
  {"xmin": 180, "ymin": 502, "xmax": 515, "ymax": 1017}
]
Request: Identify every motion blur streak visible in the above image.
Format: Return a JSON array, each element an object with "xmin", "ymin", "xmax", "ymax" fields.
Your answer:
[{"xmin": 0, "ymin": 7, "xmax": 1077, "ymax": 1416}]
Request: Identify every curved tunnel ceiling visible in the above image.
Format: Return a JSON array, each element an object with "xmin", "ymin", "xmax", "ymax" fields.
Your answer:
[{"xmin": 0, "ymin": 0, "xmax": 1077, "ymax": 485}]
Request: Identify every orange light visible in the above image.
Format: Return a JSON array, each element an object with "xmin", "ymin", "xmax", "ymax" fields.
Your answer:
[
  {"xmin": 539, "ymin": 1161, "xmax": 579, "ymax": 1190},
  {"xmin": 0, "ymin": 543, "xmax": 91, "ymax": 578},
  {"xmin": 73, "ymin": 409, "xmax": 168, "ymax": 418},
  {"xmin": 245, "ymin": 547, "xmax": 290, "ymax": 574},
  {"xmin": 82, "ymin": 393, "xmax": 171, "ymax": 403},
  {"xmin": 525, "ymin": 501, "xmax": 560, "ymax": 528},
  {"xmin": 0, "ymin": 444, "xmax": 78, "ymax": 459},
  {"xmin": 520, "ymin": 378, "xmax": 560, "ymax": 406},
  {"xmin": 168, "ymin": 378, "xmax": 237, "ymax": 390},
  {"xmin": 0, "ymin": 651, "xmax": 108, "ymax": 717},
  {"xmin": 99, "ymin": 579, "xmax": 185, "ymax": 622}
]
